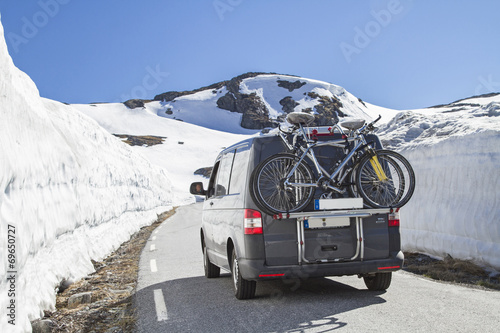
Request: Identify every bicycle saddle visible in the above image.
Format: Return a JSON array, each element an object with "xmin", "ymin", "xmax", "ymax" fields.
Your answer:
[
  {"xmin": 340, "ymin": 119, "xmax": 365, "ymax": 130},
  {"xmin": 286, "ymin": 112, "xmax": 315, "ymax": 125}
]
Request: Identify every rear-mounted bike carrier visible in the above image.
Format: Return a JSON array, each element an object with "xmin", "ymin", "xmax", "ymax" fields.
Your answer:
[{"xmin": 274, "ymin": 208, "xmax": 390, "ymax": 265}]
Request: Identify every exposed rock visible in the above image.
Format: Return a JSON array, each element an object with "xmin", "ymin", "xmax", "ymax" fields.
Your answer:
[
  {"xmin": 216, "ymin": 92, "xmax": 237, "ymax": 112},
  {"xmin": 68, "ymin": 292, "xmax": 92, "ymax": 309},
  {"xmin": 32, "ymin": 319, "xmax": 54, "ymax": 333},
  {"xmin": 429, "ymin": 92, "xmax": 500, "ymax": 108},
  {"xmin": 216, "ymin": 72, "xmax": 277, "ymax": 114},
  {"xmin": 307, "ymin": 92, "xmax": 345, "ymax": 126},
  {"xmin": 238, "ymin": 93, "xmax": 276, "ymax": 129},
  {"xmin": 113, "ymin": 134, "xmax": 166, "ymax": 147},
  {"xmin": 277, "ymin": 79, "xmax": 306, "ymax": 92},
  {"xmin": 194, "ymin": 167, "xmax": 213, "ymax": 178},
  {"xmin": 57, "ymin": 278, "xmax": 74, "ymax": 294},
  {"xmin": 279, "ymin": 96, "xmax": 299, "ymax": 113},
  {"xmin": 153, "ymin": 91, "xmax": 184, "ymax": 102},
  {"xmin": 123, "ymin": 99, "xmax": 145, "ymax": 109},
  {"xmin": 154, "ymin": 81, "xmax": 226, "ymax": 102}
]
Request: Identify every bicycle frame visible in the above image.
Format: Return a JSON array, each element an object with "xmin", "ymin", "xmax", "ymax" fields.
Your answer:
[{"xmin": 279, "ymin": 122, "xmax": 376, "ymax": 194}]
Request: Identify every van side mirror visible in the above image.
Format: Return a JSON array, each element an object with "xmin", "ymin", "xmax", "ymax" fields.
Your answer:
[{"xmin": 190, "ymin": 182, "xmax": 206, "ymax": 196}]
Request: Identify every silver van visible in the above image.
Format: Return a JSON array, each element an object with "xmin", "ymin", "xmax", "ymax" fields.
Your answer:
[{"xmin": 190, "ymin": 131, "xmax": 404, "ymax": 299}]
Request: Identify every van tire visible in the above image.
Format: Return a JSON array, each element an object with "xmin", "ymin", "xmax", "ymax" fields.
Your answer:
[
  {"xmin": 363, "ymin": 272, "xmax": 392, "ymax": 290},
  {"xmin": 231, "ymin": 249, "xmax": 256, "ymax": 299},
  {"xmin": 204, "ymin": 245, "xmax": 220, "ymax": 278}
]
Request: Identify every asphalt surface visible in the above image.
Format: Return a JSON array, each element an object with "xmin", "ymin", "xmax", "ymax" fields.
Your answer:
[{"xmin": 135, "ymin": 202, "xmax": 500, "ymax": 333}]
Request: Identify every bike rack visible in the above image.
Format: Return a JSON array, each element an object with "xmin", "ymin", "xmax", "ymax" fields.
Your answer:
[{"xmin": 274, "ymin": 209, "xmax": 389, "ymax": 265}]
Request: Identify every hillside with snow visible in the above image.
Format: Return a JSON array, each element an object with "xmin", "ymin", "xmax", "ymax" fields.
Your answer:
[{"xmin": 120, "ymin": 72, "xmax": 401, "ymax": 132}]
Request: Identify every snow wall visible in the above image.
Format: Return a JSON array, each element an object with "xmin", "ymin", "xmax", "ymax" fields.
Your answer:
[
  {"xmin": 0, "ymin": 19, "xmax": 177, "ymax": 332},
  {"xmin": 400, "ymin": 130, "xmax": 500, "ymax": 269}
]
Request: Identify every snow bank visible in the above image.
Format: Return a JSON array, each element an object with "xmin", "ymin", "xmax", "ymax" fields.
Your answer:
[
  {"xmin": 0, "ymin": 19, "xmax": 176, "ymax": 332},
  {"xmin": 379, "ymin": 101, "xmax": 500, "ymax": 270}
]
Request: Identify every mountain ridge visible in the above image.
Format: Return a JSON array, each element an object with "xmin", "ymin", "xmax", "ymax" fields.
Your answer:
[
  {"xmin": 118, "ymin": 72, "xmax": 499, "ymax": 131},
  {"xmin": 117, "ymin": 72, "xmax": 382, "ymax": 131}
]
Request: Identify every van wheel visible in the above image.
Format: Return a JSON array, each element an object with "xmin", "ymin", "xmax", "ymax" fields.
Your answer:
[
  {"xmin": 231, "ymin": 249, "xmax": 256, "ymax": 299},
  {"xmin": 363, "ymin": 272, "xmax": 392, "ymax": 291},
  {"xmin": 204, "ymin": 245, "xmax": 220, "ymax": 278}
]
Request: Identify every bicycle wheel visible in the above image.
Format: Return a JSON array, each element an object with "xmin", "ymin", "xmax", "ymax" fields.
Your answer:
[
  {"xmin": 251, "ymin": 153, "xmax": 315, "ymax": 215},
  {"xmin": 355, "ymin": 150, "xmax": 415, "ymax": 208}
]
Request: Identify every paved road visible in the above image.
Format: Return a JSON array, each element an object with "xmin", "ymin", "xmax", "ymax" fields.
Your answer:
[{"xmin": 135, "ymin": 203, "xmax": 500, "ymax": 333}]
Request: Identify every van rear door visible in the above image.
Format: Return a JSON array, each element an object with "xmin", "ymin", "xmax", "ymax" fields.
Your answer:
[{"xmin": 263, "ymin": 208, "xmax": 393, "ymax": 266}]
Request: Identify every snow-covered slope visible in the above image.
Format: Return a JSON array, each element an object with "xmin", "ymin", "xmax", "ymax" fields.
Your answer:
[
  {"xmin": 0, "ymin": 20, "xmax": 178, "ymax": 332},
  {"xmin": 72, "ymin": 102, "xmax": 255, "ymax": 194},
  {"xmin": 378, "ymin": 96, "xmax": 500, "ymax": 269}
]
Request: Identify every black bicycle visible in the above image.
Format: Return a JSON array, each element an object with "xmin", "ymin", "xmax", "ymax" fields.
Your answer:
[{"xmin": 250, "ymin": 112, "xmax": 415, "ymax": 214}]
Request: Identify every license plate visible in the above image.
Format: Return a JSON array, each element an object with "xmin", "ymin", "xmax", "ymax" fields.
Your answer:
[{"xmin": 304, "ymin": 216, "xmax": 351, "ymax": 229}]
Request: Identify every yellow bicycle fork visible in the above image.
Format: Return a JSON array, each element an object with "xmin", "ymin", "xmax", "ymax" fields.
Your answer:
[{"xmin": 369, "ymin": 155, "xmax": 388, "ymax": 181}]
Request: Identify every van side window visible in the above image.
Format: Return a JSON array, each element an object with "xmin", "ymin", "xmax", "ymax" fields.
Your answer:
[
  {"xmin": 228, "ymin": 146, "xmax": 250, "ymax": 194},
  {"xmin": 215, "ymin": 150, "xmax": 235, "ymax": 196},
  {"xmin": 207, "ymin": 161, "xmax": 220, "ymax": 198}
]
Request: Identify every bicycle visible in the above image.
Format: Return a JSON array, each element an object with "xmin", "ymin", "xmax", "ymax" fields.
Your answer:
[{"xmin": 250, "ymin": 112, "xmax": 415, "ymax": 215}]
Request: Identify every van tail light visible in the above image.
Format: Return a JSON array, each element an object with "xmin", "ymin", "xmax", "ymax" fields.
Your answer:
[
  {"xmin": 244, "ymin": 209, "xmax": 263, "ymax": 234},
  {"xmin": 388, "ymin": 208, "xmax": 400, "ymax": 227}
]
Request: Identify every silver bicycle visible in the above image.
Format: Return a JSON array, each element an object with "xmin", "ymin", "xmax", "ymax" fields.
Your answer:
[{"xmin": 250, "ymin": 112, "xmax": 415, "ymax": 214}]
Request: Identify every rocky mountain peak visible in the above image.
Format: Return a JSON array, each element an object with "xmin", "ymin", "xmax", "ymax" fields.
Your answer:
[{"xmin": 129, "ymin": 72, "xmax": 369, "ymax": 130}]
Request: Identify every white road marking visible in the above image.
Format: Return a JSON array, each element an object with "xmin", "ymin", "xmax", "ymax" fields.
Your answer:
[
  {"xmin": 154, "ymin": 229, "xmax": 159, "ymax": 234},
  {"xmin": 150, "ymin": 244, "xmax": 156, "ymax": 251},
  {"xmin": 152, "ymin": 236, "xmax": 157, "ymax": 241},
  {"xmin": 153, "ymin": 289, "xmax": 168, "ymax": 321},
  {"xmin": 150, "ymin": 259, "xmax": 158, "ymax": 272}
]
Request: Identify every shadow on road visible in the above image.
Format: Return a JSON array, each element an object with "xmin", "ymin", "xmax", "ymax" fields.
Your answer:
[{"xmin": 135, "ymin": 274, "xmax": 386, "ymax": 332}]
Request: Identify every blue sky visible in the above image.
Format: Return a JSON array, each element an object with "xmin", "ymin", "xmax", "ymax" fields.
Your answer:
[{"xmin": 1, "ymin": 0, "xmax": 499, "ymax": 110}]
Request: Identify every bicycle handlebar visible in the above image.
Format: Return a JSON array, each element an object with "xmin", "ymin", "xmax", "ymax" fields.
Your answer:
[{"xmin": 360, "ymin": 114, "xmax": 382, "ymax": 134}]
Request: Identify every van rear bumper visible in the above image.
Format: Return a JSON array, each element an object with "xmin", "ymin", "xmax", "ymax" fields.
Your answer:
[{"xmin": 239, "ymin": 251, "xmax": 404, "ymax": 280}]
